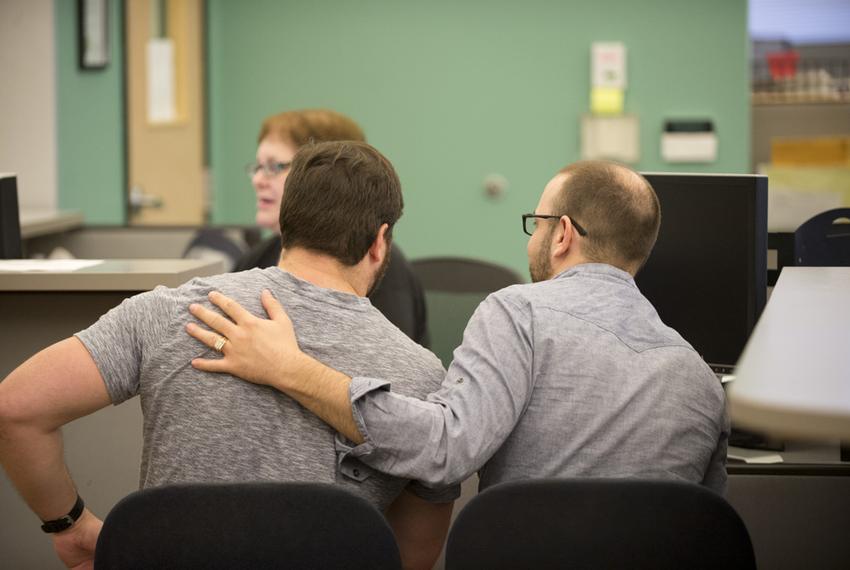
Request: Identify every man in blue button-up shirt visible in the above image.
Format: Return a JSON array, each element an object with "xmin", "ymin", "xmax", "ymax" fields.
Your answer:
[{"xmin": 189, "ymin": 159, "xmax": 729, "ymax": 495}]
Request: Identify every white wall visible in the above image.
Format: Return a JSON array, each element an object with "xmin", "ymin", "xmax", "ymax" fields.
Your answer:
[{"xmin": 0, "ymin": 0, "xmax": 57, "ymax": 210}]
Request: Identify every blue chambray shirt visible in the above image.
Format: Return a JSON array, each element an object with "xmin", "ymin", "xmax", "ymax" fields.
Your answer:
[{"xmin": 337, "ymin": 263, "xmax": 729, "ymax": 494}]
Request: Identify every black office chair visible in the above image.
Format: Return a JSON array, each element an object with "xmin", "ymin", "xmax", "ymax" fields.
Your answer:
[
  {"xmin": 94, "ymin": 482, "xmax": 402, "ymax": 570},
  {"xmin": 794, "ymin": 207, "xmax": 850, "ymax": 266},
  {"xmin": 410, "ymin": 257, "xmax": 524, "ymax": 368},
  {"xmin": 182, "ymin": 227, "xmax": 247, "ymax": 272},
  {"xmin": 445, "ymin": 478, "xmax": 756, "ymax": 570}
]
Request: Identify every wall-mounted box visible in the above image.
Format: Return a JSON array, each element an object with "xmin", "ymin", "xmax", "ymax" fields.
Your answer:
[
  {"xmin": 661, "ymin": 120, "xmax": 717, "ymax": 163},
  {"xmin": 581, "ymin": 114, "xmax": 639, "ymax": 164}
]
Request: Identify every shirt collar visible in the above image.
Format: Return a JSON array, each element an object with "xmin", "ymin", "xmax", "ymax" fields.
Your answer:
[
  {"xmin": 263, "ymin": 267, "xmax": 372, "ymax": 311},
  {"xmin": 553, "ymin": 262, "xmax": 636, "ymax": 286}
]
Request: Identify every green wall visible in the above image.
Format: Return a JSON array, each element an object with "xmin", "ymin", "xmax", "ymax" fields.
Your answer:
[
  {"xmin": 54, "ymin": 1, "xmax": 749, "ymax": 272},
  {"xmin": 207, "ymin": 0, "xmax": 749, "ymax": 275},
  {"xmin": 55, "ymin": 0, "xmax": 125, "ymax": 224}
]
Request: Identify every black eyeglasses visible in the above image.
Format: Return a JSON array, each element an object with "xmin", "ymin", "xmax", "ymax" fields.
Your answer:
[
  {"xmin": 522, "ymin": 213, "xmax": 588, "ymax": 237},
  {"xmin": 245, "ymin": 161, "xmax": 291, "ymax": 178}
]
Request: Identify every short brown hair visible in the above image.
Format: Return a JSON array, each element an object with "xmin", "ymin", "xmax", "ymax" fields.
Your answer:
[
  {"xmin": 258, "ymin": 109, "xmax": 365, "ymax": 147},
  {"xmin": 279, "ymin": 141, "xmax": 403, "ymax": 265},
  {"xmin": 555, "ymin": 160, "xmax": 660, "ymax": 271}
]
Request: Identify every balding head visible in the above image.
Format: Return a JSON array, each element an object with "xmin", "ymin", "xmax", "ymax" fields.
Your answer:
[{"xmin": 554, "ymin": 160, "xmax": 660, "ymax": 273}]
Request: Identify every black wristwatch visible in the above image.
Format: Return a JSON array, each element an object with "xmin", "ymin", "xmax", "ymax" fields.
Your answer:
[{"xmin": 41, "ymin": 495, "xmax": 85, "ymax": 533}]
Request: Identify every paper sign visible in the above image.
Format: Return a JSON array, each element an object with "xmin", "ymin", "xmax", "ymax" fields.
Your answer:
[
  {"xmin": 592, "ymin": 42, "xmax": 627, "ymax": 88},
  {"xmin": 147, "ymin": 38, "xmax": 177, "ymax": 123}
]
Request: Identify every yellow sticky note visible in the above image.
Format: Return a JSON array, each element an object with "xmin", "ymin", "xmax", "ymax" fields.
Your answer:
[{"xmin": 591, "ymin": 87, "xmax": 624, "ymax": 115}]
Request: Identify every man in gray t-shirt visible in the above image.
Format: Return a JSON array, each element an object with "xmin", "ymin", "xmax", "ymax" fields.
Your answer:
[
  {"xmin": 0, "ymin": 141, "xmax": 455, "ymax": 570},
  {"xmin": 76, "ymin": 267, "xmax": 452, "ymax": 510}
]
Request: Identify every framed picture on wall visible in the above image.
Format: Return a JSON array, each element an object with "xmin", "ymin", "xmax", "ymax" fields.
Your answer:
[{"xmin": 78, "ymin": 0, "xmax": 109, "ymax": 70}]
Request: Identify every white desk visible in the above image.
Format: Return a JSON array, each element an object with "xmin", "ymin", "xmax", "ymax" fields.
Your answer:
[{"xmin": 729, "ymin": 267, "xmax": 850, "ymax": 440}]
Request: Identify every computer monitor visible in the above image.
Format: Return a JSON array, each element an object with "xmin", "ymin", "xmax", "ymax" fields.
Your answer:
[
  {"xmin": 635, "ymin": 173, "xmax": 768, "ymax": 373},
  {"xmin": 0, "ymin": 174, "xmax": 23, "ymax": 259}
]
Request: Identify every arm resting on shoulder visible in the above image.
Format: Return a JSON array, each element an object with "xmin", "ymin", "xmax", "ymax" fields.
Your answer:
[
  {"xmin": 190, "ymin": 289, "xmax": 534, "ymax": 487},
  {"xmin": 188, "ymin": 289, "xmax": 365, "ymax": 443},
  {"xmin": 385, "ymin": 490, "xmax": 453, "ymax": 570},
  {"xmin": 0, "ymin": 337, "xmax": 112, "ymax": 567},
  {"xmin": 269, "ymin": 355, "xmax": 364, "ymax": 444}
]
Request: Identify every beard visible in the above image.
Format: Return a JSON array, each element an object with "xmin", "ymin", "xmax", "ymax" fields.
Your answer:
[
  {"xmin": 366, "ymin": 247, "xmax": 392, "ymax": 296},
  {"xmin": 528, "ymin": 231, "xmax": 554, "ymax": 283}
]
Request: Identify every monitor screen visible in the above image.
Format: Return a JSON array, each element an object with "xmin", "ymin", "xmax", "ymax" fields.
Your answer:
[
  {"xmin": 635, "ymin": 173, "xmax": 768, "ymax": 372},
  {"xmin": 0, "ymin": 174, "xmax": 23, "ymax": 259}
]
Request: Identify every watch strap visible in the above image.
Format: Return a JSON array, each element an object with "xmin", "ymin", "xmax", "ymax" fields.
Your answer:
[{"xmin": 41, "ymin": 495, "xmax": 85, "ymax": 533}]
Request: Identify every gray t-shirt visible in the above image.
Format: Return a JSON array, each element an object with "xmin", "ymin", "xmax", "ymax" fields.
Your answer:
[
  {"xmin": 76, "ymin": 267, "xmax": 457, "ymax": 511},
  {"xmin": 341, "ymin": 263, "xmax": 729, "ymax": 494}
]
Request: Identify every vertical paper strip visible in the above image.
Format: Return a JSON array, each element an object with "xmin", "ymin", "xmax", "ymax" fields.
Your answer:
[{"xmin": 147, "ymin": 38, "xmax": 177, "ymax": 123}]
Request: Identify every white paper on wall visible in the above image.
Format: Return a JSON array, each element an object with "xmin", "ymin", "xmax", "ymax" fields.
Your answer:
[
  {"xmin": 147, "ymin": 38, "xmax": 177, "ymax": 123},
  {"xmin": 592, "ymin": 42, "xmax": 627, "ymax": 89}
]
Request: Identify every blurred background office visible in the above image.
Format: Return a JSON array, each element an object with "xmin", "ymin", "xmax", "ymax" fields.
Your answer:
[
  {"xmin": 3, "ymin": 0, "xmax": 848, "ymax": 272},
  {"xmin": 3, "ymin": 1, "xmax": 848, "ymax": 273},
  {"xmin": 0, "ymin": 0, "xmax": 746, "ymax": 274}
]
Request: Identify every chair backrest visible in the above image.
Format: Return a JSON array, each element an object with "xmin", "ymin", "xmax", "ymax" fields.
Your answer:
[
  {"xmin": 94, "ymin": 482, "xmax": 402, "ymax": 570},
  {"xmin": 445, "ymin": 478, "xmax": 756, "ymax": 570},
  {"xmin": 794, "ymin": 207, "xmax": 850, "ymax": 266},
  {"xmin": 182, "ymin": 227, "xmax": 246, "ymax": 272},
  {"xmin": 410, "ymin": 257, "xmax": 524, "ymax": 368}
]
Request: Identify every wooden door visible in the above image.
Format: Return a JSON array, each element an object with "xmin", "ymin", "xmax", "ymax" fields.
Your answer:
[{"xmin": 125, "ymin": 0, "xmax": 205, "ymax": 225}]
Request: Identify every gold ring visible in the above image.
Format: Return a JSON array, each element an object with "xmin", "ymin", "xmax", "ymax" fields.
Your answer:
[{"xmin": 213, "ymin": 336, "xmax": 228, "ymax": 353}]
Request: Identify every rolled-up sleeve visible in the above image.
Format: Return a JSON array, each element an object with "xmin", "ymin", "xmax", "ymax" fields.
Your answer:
[{"xmin": 337, "ymin": 291, "xmax": 534, "ymax": 488}]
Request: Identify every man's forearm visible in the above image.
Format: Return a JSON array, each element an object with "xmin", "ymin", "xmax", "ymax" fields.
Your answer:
[
  {"xmin": 0, "ymin": 423, "xmax": 78, "ymax": 521},
  {"xmin": 270, "ymin": 353, "xmax": 365, "ymax": 444},
  {"xmin": 0, "ymin": 338, "xmax": 111, "ymax": 522},
  {"xmin": 0, "ymin": 421, "xmax": 105, "ymax": 567},
  {"xmin": 0, "ymin": 338, "xmax": 111, "ymax": 568}
]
